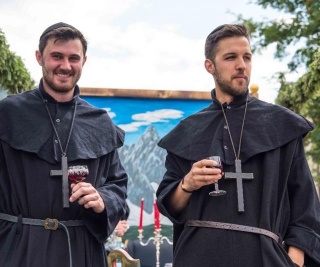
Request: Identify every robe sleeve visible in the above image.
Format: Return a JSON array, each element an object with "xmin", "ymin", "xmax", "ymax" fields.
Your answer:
[
  {"xmin": 156, "ymin": 152, "xmax": 191, "ymax": 224},
  {"xmin": 81, "ymin": 149, "xmax": 128, "ymax": 242},
  {"xmin": 284, "ymin": 138, "xmax": 320, "ymax": 266}
]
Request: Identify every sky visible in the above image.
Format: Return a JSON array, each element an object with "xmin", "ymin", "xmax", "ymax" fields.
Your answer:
[
  {"xmin": 83, "ymin": 96, "xmax": 211, "ymax": 144},
  {"xmin": 0, "ymin": 0, "xmax": 300, "ymax": 103}
]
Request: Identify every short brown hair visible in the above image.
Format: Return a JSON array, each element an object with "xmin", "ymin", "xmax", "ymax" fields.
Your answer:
[
  {"xmin": 38, "ymin": 25, "xmax": 87, "ymax": 56},
  {"xmin": 204, "ymin": 24, "xmax": 250, "ymax": 60}
]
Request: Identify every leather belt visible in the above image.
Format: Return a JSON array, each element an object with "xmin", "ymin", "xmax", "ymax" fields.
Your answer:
[
  {"xmin": 0, "ymin": 212, "xmax": 84, "ymax": 228},
  {"xmin": 0, "ymin": 212, "xmax": 84, "ymax": 267},
  {"xmin": 185, "ymin": 220, "xmax": 279, "ymax": 242}
]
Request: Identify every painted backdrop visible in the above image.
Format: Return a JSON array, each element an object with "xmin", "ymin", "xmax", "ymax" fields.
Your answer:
[{"xmin": 81, "ymin": 89, "xmax": 212, "ymax": 232}]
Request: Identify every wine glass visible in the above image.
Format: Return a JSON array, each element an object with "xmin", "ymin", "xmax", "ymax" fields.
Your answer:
[
  {"xmin": 68, "ymin": 165, "xmax": 89, "ymax": 183},
  {"xmin": 207, "ymin": 156, "xmax": 226, "ymax": 196}
]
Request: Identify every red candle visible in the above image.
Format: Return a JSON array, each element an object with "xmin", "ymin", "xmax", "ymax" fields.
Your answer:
[
  {"xmin": 139, "ymin": 198, "xmax": 144, "ymax": 230},
  {"xmin": 154, "ymin": 199, "xmax": 161, "ymax": 231}
]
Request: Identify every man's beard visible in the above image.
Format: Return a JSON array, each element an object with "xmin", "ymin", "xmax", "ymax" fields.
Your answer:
[
  {"xmin": 43, "ymin": 77, "xmax": 74, "ymax": 94},
  {"xmin": 42, "ymin": 65, "xmax": 80, "ymax": 94},
  {"xmin": 214, "ymin": 68, "xmax": 249, "ymax": 97}
]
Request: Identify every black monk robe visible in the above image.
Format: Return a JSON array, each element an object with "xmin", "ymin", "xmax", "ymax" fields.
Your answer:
[
  {"xmin": 156, "ymin": 90, "xmax": 320, "ymax": 267},
  {"xmin": 0, "ymin": 81, "xmax": 128, "ymax": 267}
]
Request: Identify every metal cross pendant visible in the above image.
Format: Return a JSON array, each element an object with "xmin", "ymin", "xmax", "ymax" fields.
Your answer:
[
  {"xmin": 50, "ymin": 155, "xmax": 69, "ymax": 208},
  {"xmin": 224, "ymin": 159, "xmax": 253, "ymax": 212}
]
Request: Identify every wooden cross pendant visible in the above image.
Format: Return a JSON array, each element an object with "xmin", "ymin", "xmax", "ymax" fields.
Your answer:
[
  {"xmin": 50, "ymin": 155, "xmax": 69, "ymax": 208},
  {"xmin": 224, "ymin": 159, "xmax": 253, "ymax": 212}
]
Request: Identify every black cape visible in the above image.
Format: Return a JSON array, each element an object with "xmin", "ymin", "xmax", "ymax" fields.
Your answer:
[
  {"xmin": 0, "ymin": 82, "xmax": 129, "ymax": 267},
  {"xmin": 0, "ymin": 81, "xmax": 124, "ymax": 164},
  {"xmin": 156, "ymin": 90, "xmax": 320, "ymax": 267}
]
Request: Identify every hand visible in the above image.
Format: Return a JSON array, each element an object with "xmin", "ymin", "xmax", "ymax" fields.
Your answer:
[
  {"xmin": 183, "ymin": 158, "xmax": 223, "ymax": 192},
  {"xmin": 288, "ymin": 246, "xmax": 304, "ymax": 267},
  {"xmin": 69, "ymin": 182, "xmax": 105, "ymax": 213},
  {"xmin": 115, "ymin": 220, "xmax": 129, "ymax": 236}
]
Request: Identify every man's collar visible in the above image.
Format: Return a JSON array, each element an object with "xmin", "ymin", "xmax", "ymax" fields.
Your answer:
[
  {"xmin": 39, "ymin": 79, "xmax": 80, "ymax": 105},
  {"xmin": 211, "ymin": 88, "xmax": 249, "ymax": 108}
]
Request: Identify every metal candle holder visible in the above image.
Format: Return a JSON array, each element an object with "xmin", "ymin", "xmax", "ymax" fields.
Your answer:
[{"xmin": 138, "ymin": 228, "xmax": 173, "ymax": 267}]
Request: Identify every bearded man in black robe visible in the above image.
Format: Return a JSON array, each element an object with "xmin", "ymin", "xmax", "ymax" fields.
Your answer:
[
  {"xmin": 0, "ymin": 22, "xmax": 128, "ymax": 267},
  {"xmin": 156, "ymin": 24, "xmax": 320, "ymax": 267}
]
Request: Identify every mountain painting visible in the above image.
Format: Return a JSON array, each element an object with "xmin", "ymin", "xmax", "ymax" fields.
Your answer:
[{"xmin": 81, "ymin": 88, "xmax": 211, "ymax": 230}]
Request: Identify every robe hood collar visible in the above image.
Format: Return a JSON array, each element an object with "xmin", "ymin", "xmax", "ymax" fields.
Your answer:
[
  {"xmin": 39, "ymin": 79, "xmax": 80, "ymax": 105},
  {"xmin": 211, "ymin": 88, "xmax": 249, "ymax": 109},
  {"xmin": 0, "ymin": 82, "xmax": 125, "ymax": 164},
  {"xmin": 158, "ymin": 89, "xmax": 314, "ymax": 165}
]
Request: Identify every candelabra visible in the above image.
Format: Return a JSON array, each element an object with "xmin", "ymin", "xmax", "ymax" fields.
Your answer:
[{"xmin": 138, "ymin": 228, "xmax": 173, "ymax": 267}]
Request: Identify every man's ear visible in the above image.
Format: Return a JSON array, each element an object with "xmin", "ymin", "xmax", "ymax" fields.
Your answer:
[
  {"xmin": 35, "ymin": 50, "xmax": 42, "ymax": 66},
  {"xmin": 204, "ymin": 59, "xmax": 215, "ymax": 74},
  {"xmin": 82, "ymin": 55, "xmax": 87, "ymax": 66}
]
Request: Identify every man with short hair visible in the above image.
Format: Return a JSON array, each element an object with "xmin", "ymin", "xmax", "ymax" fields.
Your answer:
[
  {"xmin": 0, "ymin": 22, "xmax": 128, "ymax": 267},
  {"xmin": 156, "ymin": 24, "xmax": 320, "ymax": 267}
]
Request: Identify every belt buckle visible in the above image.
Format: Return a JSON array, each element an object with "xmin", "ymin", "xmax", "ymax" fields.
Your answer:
[{"xmin": 44, "ymin": 218, "xmax": 59, "ymax": 230}]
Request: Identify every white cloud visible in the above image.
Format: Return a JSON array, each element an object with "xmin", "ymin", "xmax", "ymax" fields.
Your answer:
[
  {"xmin": 102, "ymin": 108, "xmax": 116, "ymax": 119},
  {"xmin": 119, "ymin": 109, "xmax": 183, "ymax": 132},
  {"xmin": 0, "ymin": 0, "xmax": 301, "ymax": 105},
  {"xmin": 81, "ymin": 21, "xmax": 205, "ymax": 91},
  {"xmin": 133, "ymin": 109, "xmax": 183, "ymax": 122},
  {"xmin": 118, "ymin": 121, "xmax": 151, "ymax": 132}
]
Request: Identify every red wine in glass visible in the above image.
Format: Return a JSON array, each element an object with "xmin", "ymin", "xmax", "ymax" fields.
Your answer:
[
  {"xmin": 68, "ymin": 165, "xmax": 89, "ymax": 183},
  {"xmin": 207, "ymin": 156, "xmax": 226, "ymax": 196}
]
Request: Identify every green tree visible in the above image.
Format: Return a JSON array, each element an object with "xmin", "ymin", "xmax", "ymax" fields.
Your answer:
[
  {"xmin": 0, "ymin": 28, "xmax": 35, "ymax": 94},
  {"xmin": 276, "ymin": 50, "xmax": 320, "ymax": 185},
  {"xmin": 237, "ymin": 1, "xmax": 320, "ymax": 186},
  {"xmin": 238, "ymin": 0, "xmax": 320, "ymax": 72}
]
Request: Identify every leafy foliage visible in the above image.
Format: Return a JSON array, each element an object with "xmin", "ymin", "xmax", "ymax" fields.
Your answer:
[
  {"xmin": 0, "ymin": 28, "xmax": 35, "ymax": 94},
  {"xmin": 238, "ymin": 0, "xmax": 320, "ymax": 72},
  {"xmin": 276, "ymin": 50, "xmax": 320, "ymax": 183},
  {"xmin": 237, "ymin": 1, "xmax": 320, "ymax": 185}
]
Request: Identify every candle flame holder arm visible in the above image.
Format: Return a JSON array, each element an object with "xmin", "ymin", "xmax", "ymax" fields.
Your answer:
[{"xmin": 138, "ymin": 229, "xmax": 173, "ymax": 267}]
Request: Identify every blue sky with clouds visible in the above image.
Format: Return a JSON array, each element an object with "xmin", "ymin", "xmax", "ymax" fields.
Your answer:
[
  {"xmin": 83, "ymin": 96, "xmax": 211, "ymax": 144},
  {"xmin": 0, "ymin": 0, "xmax": 300, "ymax": 103}
]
